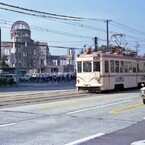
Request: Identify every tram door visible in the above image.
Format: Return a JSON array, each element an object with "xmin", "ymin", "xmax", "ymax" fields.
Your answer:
[{"xmin": 104, "ymin": 60, "xmax": 110, "ymax": 90}]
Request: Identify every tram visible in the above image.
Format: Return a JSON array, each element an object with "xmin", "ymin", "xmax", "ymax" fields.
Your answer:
[{"xmin": 76, "ymin": 47, "xmax": 145, "ymax": 92}]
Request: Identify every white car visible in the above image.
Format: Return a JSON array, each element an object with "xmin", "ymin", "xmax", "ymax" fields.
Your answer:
[
  {"xmin": 140, "ymin": 86, "xmax": 145, "ymax": 104},
  {"xmin": 131, "ymin": 140, "xmax": 145, "ymax": 145}
]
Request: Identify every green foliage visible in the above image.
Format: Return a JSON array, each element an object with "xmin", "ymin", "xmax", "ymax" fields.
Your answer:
[
  {"xmin": 0, "ymin": 78, "xmax": 15, "ymax": 87},
  {"xmin": 97, "ymin": 44, "xmax": 113, "ymax": 52},
  {"xmin": 0, "ymin": 78, "xmax": 7, "ymax": 86},
  {"xmin": 0, "ymin": 55, "xmax": 9, "ymax": 68},
  {"xmin": 7, "ymin": 78, "xmax": 15, "ymax": 85}
]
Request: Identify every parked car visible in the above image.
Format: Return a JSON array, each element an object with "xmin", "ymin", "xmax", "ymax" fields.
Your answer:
[{"xmin": 19, "ymin": 74, "xmax": 31, "ymax": 82}]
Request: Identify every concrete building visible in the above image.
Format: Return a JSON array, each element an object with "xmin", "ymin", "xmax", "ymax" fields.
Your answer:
[{"xmin": 1, "ymin": 20, "xmax": 75, "ymax": 74}]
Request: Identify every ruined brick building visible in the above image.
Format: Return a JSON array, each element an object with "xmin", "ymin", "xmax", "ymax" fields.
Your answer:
[{"xmin": 1, "ymin": 20, "xmax": 75, "ymax": 74}]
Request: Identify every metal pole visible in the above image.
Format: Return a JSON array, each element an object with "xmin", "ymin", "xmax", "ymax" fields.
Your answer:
[
  {"xmin": 105, "ymin": 19, "xmax": 111, "ymax": 49},
  {"xmin": 0, "ymin": 27, "xmax": 1, "ymax": 60},
  {"xmin": 94, "ymin": 37, "xmax": 98, "ymax": 52},
  {"xmin": 15, "ymin": 37, "xmax": 19, "ymax": 86},
  {"xmin": 106, "ymin": 20, "xmax": 109, "ymax": 49}
]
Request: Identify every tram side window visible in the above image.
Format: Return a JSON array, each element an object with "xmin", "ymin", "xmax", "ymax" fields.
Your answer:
[
  {"xmin": 115, "ymin": 61, "xmax": 119, "ymax": 73},
  {"xmin": 83, "ymin": 62, "xmax": 92, "ymax": 72},
  {"xmin": 93, "ymin": 61, "xmax": 100, "ymax": 72},
  {"xmin": 144, "ymin": 62, "xmax": 145, "ymax": 72},
  {"xmin": 133, "ymin": 62, "xmax": 136, "ymax": 73},
  {"xmin": 105, "ymin": 61, "xmax": 109, "ymax": 73},
  {"xmin": 140, "ymin": 62, "xmax": 144, "ymax": 73},
  {"xmin": 124, "ymin": 61, "xmax": 128, "ymax": 73},
  {"xmin": 129, "ymin": 62, "xmax": 133, "ymax": 73},
  {"xmin": 120, "ymin": 61, "xmax": 124, "ymax": 73},
  {"xmin": 77, "ymin": 62, "xmax": 82, "ymax": 73},
  {"xmin": 137, "ymin": 63, "xmax": 139, "ymax": 73},
  {"xmin": 110, "ymin": 60, "xmax": 114, "ymax": 73}
]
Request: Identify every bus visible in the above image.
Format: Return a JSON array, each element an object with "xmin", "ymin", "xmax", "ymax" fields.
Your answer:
[{"xmin": 76, "ymin": 47, "xmax": 145, "ymax": 92}]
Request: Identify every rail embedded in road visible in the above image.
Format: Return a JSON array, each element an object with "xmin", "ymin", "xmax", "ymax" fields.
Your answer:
[{"xmin": 0, "ymin": 90, "xmax": 91, "ymax": 108}]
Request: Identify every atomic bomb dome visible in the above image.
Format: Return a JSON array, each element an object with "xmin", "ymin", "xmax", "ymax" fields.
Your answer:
[
  {"xmin": 11, "ymin": 20, "xmax": 30, "ymax": 31},
  {"xmin": 11, "ymin": 20, "xmax": 31, "ymax": 40}
]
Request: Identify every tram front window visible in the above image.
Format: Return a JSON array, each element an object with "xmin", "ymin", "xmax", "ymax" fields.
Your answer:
[
  {"xmin": 83, "ymin": 62, "xmax": 92, "ymax": 72},
  {"xmin": 77, "ymin": 61, "xmax": 82, "ymax": 73},
  {"xmin": 93, "ymin": 61, "xmax": 100, "ymax": 72}
]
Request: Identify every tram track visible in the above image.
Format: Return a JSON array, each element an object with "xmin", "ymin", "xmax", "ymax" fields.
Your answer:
[{"xmin": 0, "ymin": 90, "xmax": 92, "ymax": 108}]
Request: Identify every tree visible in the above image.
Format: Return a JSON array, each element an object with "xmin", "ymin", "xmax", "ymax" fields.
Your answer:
[
  {"xmin": 0, "ymin": 55, "xmax": 9, "ymax": 68},
  {"xmin": 97, "ymin": 44, "xmax": 113, "ymax": 52}
]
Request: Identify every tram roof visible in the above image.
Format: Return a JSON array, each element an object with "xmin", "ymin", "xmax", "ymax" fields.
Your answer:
[{"xmin": 77, "ymin": 51, "xmax": 145, "ymax": 61}]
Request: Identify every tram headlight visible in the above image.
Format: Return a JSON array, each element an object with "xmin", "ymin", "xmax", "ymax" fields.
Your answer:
[
  {"xmin": 94, "ymin": 77, "xmax": 102, "ymax": 84},
  {"xmin": 77, "ymin": 79, "xmax": 80, "ymax": 84},
  {"xmin": 95, "ymin": 77, "xmax": 100, "ymax": 81}
]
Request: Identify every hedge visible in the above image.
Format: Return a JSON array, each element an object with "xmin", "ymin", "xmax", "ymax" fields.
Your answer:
[{"xmin": 0, "ymin": 78, "xmax": 15, "ymax": 87}]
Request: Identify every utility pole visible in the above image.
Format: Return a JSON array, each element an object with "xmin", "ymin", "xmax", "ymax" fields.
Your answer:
[
  {"xmin": 0, "ymin": 27, "xmax": 1, "ymax": 60},
  {"xmin": 15, "ymin": 36, "xmax": 19, "ymax": 86},
  {"xmin": 105, "ymin": 19, "xmax": 112, "ymax": 49},
  {"xmin": 94, "ymin": 37, "xmax": 98, "ymax": 52},
  {"xmin": 135, "ymin": 42, "xmax": 139, "ymax": 55}
]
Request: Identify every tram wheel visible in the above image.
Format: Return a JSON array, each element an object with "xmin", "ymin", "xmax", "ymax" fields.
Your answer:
[{"xmin": 114, "ymin": 85, "xmax": 120, "ymax": 91}]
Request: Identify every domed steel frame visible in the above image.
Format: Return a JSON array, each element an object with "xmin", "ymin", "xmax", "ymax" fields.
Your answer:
[{"xmin": 11, "ymin": 20, "xmax": 30, "ymax": 31}]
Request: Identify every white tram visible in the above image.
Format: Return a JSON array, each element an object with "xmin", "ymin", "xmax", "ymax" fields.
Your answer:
[{"xmin": 76, "ymin": 48, "xmax": 145, "ymax": 91}]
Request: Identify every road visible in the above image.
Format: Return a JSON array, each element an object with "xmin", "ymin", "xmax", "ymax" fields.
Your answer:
[{"xmin": 0, "ymin": 84, "xmax": 145, "ymax": 145}]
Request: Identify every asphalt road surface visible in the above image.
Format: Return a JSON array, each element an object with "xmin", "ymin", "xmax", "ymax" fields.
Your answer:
[{"xmin": 0, "ymin": 84, "xmax": 145, "ymax": 145}]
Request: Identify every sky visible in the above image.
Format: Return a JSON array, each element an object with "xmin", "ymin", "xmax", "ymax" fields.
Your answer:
[{"xmin": 0, "ymin": 0, "xmax": 145, "ymax": 55}]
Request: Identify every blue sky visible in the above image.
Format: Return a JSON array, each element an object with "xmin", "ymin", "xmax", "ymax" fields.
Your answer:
[{"xmin": 0, "ymin": 0, "xmax": 145, "ymax": 55}]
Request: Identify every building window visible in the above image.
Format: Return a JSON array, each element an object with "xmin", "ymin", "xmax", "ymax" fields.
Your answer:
[
  {"xmin": 41, "ymin": 59, "xmax": 45, "ymax": 66},
  {"xmin": 33, "ymin": 50, "xmax": 36, "ymax": 55}
]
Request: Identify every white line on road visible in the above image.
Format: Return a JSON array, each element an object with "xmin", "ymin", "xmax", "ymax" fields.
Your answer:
[
  {"xmin": 66, "ymin": 99, "xmax": 133, "ymax": 115},
  {"xmin": 64, "ymin": 133, "xmax": 105, "ymax": 145},
  {"xmin": 0, "ymin": 123, "xmax": 16, "ymax": 128}
]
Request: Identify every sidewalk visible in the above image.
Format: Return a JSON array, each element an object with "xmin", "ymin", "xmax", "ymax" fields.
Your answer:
[{"xmin": 0, "ymin": 81, "xmax": 76, "ymax": 94}]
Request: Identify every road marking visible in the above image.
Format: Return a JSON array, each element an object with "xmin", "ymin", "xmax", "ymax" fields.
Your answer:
[
  {"xmin": 110, "ymin": 103, "xmax": 145, "ymax": 114},
  {"xmin": 66, "ymin": 99, "xmax": 132, "ymax": 115},
  {"xmin": 0, "ymin": 123, "xmax": 16, "ymax": 128},
  {"xmin": 64, "ymin": 133, "xmax": 105, "ymax": 145},
  {"xmin": 38, "ymin": 99, "xmax": 90, "ymax": 109},
  {"xmin": 38, "ymin": 94, "xmax": 114, "ymax": 109}
]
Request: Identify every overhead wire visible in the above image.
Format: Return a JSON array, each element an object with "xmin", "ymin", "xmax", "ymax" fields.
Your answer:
[
  {"xmin": 112, "ymin": 21, "xmax": 145, "ymax": 36},
  {"xmin": 1, "ymin": 2, "xmax": 145, "ymax": 48},
  {"xmin": 0, "ymin": 7, "xmax": 80, "ymax": 21},
  {"xmin": 0, "ymin": 3, "xmax": 109, "ymax": 43},
  {"xmin": 0, "ymin": 2, "xmax": 83, "ymax": 20}
]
